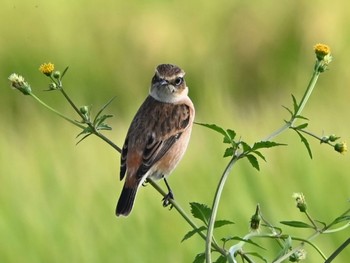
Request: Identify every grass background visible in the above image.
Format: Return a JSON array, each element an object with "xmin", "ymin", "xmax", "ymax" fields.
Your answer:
[{"xmin": 1, "ymin": 0, "xmax": 349, "ymax": 262}]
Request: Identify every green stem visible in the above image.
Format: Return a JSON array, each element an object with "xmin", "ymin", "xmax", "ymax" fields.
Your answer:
[
  {"xmin": 29, "ymin": 93, "xmax": 85, "ymax": 129},
  {"xmin": 206, "ymin": 60, "xmax": 324, "ymax": 262},
  {"xmin": 59, "ymin": 88, "xmax": 122, "ymax": 153},
  {"xmin": 147, "ymin": 178, "xmax": 225, "ymax": 254},
  {"xmin": 205, "ymin": 155, "xmax": 240, "ymax": 263},
  {"xmin": 263, "ymin": 61, "xmax": 321, "ymax": 141}
]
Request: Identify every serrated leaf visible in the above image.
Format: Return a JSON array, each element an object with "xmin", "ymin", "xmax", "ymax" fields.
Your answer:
[
  {"xmin": 245, "ymin": 252, "xmax": 268, "ymax": 263},
  {"xmin": 190, "ymin": 202, "xmax": 211, "ymax": 225},
  {"xmin": 280, "ymin": 220, "xmax": 314, "ymax": 228},
  {"xmin": 196, "ymin": 123, "xmax": 236, "ymax": 146},
  {"xmin": 240, "ymin": 141, "xmax": 251, "ymax": 152},
  {"xmin": 226, "ymin": 129, "xmax": 236, "ymax": 141},
  {"xmin": 246, "ymin": 154, "xmax": 260, "ymax": 171},
  {"xmin": 193, "ymin": 253, "xmax": 205, "ymax": 263},
  {"xmin": 214, "ymin": 220, "xmax": 234, "ymax": 228},
  {"xmin": 295, "ymin": 130, "xmax": 313, "ymax": 159},
  {"xmin": 181, "ymin": 226, "xmax": 207, "ymax": 242},
  {"xmin": 223, "ymin": 147, "xmax": 234, "ymax": 158}
]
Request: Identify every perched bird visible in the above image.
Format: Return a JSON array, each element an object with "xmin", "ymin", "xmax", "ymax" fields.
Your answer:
[{"xmin": 116, "ymin": 64, "xmax": 195, "ymax": 217}]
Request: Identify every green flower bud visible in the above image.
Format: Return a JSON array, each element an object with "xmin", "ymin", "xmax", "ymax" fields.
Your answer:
[
  {"xmin": 292, "ymin": 193, "xmax": 307, "ymax": 212},
  {"xmin": 49, "ymin": 83, "xmax": 57, "ymax": 90},
  {"xmin": 250, "ymin": 205, "xmax": 261, "ymax": 232},
  {"xmin": 329, "ymin": 134, "xmax": 340, "ymax": 142},
  {"xmin": 80, "ymin": 106, "xmax": 89, "ymax": 115},
  {"xmin": 289, "ymin": 248, "xmax": 307, "ymax": 262},
  {"xmin": 334, "ymin": 142, "xmax": 347, "ymax": 155},
  {"xmin": 53, "ymin": 71, "xmax": 61, "ymax": 79}
]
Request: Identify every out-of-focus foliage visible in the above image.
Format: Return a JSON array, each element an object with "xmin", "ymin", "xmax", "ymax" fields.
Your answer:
[{"xmin": 1, "ymin": 0, "xmax": 349, "ymax": 262}]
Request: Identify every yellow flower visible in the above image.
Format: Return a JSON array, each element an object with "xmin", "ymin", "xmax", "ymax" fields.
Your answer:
[
  {"xmin": 334, "ymin": 142, "xmax": 347, "ymax": 155},
  {"xmin": 314, "ymin": 44, "xmax": 331, "ymax": 60},
  {"xmin": 39, "ymin": 62, "xmax": 55, "ymax": 76}
]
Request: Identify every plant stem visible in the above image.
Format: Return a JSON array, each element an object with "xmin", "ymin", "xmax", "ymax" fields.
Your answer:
[
  {"xmin": 205, "ymin": 155, "xmax": 240, "ymax": 263},
  {"xmin": 206, "ymin": 60, "xmax": 324, "ymax": 262},
  {"xmin": 263, "ymin": 60, "xmax": 321, "ymax": 141},
  {"xmin": 29, "ymin": 93, "xmax": 85, "ymax": 129},
  {"xmin": 147, "ymin": 178, "xmax": 225, "ymax": 254},
  {"xmin": 59, "ymin": 88, "xmax": 122, "ymax": 153}
]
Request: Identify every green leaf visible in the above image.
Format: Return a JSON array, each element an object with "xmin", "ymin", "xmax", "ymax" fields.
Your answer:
[
  {"xmin": 292, "ymin": 94, "xmax": 298, "ymax": 113},
  {"xmin": 96, "ymin": 123, "xmax": 112, "ymax": 131},
  {"xmin": 273, "ymin": 235, "xmax": 292, "ymax": 261},
  {"xmin": 190, "ymin": 202, "xmax": 211, "ymax": 225},
  {"xmin": 240, "ymin": 141, "xmax": 251, "ymax": 152},
  {"xmin": 282, "ymin": 105, "xmax": 294, "ymax": 117},
  {"xmin": 193, "ymin": 253, "xmax": 205, "ymax": 263},
  {"xmin": 252, "ymin": 141, "xmax": 286, "ymax": 151},
  {"xmin": 93, "ymin": 97, "xmax": 116, "ymax": 124},
  {"xmin": 76, "ymin": 133, "xmax": 92, "ymax": 145},
  {"xmin": 95, "ymin": 114, "xmax": 114, "ymax": 126},
  {"xmin": 214, "ymin": 220, "xmax": 234, "ymax": 228},
  {"xmin": 294, "ymin": 123, "xmax": 308, "ymax": 130},
  {"xmin": 252, "ymin": 150, "xmax": 266, "ymax": 161},
  {"xmin": 61, "ymin": 66, "xmax": 69, "ymax": 79},
  {"xmin": 182, "ymin": 226, "xmax": 206, "ymax": 242},
  {"xmin": 223, "ymin": 147, "xmax": 234, "ymax": 158},
  {"xmin": 295, "ymin": 130, "xmax": 313, "ymax": 159},
  {"xmin": 246, "ymin": 154, "xmax": 260, "ymax": 171},
  {"xmin": 222, "ymin": 236, "xmax": 266, "ymax": 250},
  {"xmin": 294, "ymin": 115, "xmax": 309, "ymax": 121},
  {"xmin": 195, "ymin": 123, "xmax": 236, "ymax": 146},
  {"xmin": 214, "ymin": 255, "xmax": 227, "ymax": 263},
  {"xmin": 280, "ymin": 220, "xmax": 315, "ymax": 229},
  {"xmin": 226, "ymin": 129, "xmax": 236, "ymax": 141},
  {"xmin": 328, "ymin": 215, "xmax": 350, "ymax": 228},
  {"xmin": 245, "ymin": 252, "xmax": 268, "ymax": 263}
]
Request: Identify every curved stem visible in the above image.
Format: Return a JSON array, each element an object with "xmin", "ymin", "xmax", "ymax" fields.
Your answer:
[
  {"xmin": 147, "ymin": 178, "xmax": 225, "ymax": 254},
  {"xmin": 206, "ymin": 60, "xmax": 324, "ymax": 262},
  {"xmin": 205, "ymin": 155, "xmax": 240, "ymax": 262},
  {"xmin": 29, "ymin": 93, "xmax": 85, "ymax": 129}
]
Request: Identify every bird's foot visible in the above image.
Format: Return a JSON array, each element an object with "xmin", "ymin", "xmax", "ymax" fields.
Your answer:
[{"xmin": 162, "ymin": 191, "xmax": 174, "ymax": 209}]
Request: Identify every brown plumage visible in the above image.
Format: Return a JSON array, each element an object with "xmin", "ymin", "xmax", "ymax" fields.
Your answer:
[{"xmin": 116, "ymin": 64, "xmax": 195, "ymax": 216}]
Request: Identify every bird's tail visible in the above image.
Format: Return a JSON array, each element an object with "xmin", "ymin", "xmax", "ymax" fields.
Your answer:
[{"xmin": 116, "ymin": 184, "xmax": 139, "ymax": 216}]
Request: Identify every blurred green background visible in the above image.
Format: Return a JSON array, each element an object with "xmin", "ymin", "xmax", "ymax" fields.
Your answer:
[{"xmin": 1, "ymin": 0, "xmax": 349, "ymax": 262}]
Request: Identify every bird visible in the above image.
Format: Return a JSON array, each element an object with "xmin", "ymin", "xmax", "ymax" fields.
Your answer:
[{"xmin": 116, "ymin": 64, "xmax": 195, "ymax": 217}]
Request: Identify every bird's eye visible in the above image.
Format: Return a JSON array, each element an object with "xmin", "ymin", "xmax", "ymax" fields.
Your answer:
[{"xmin": 174, "ymin": 77, "xmax": 183, "ymax": 86}]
